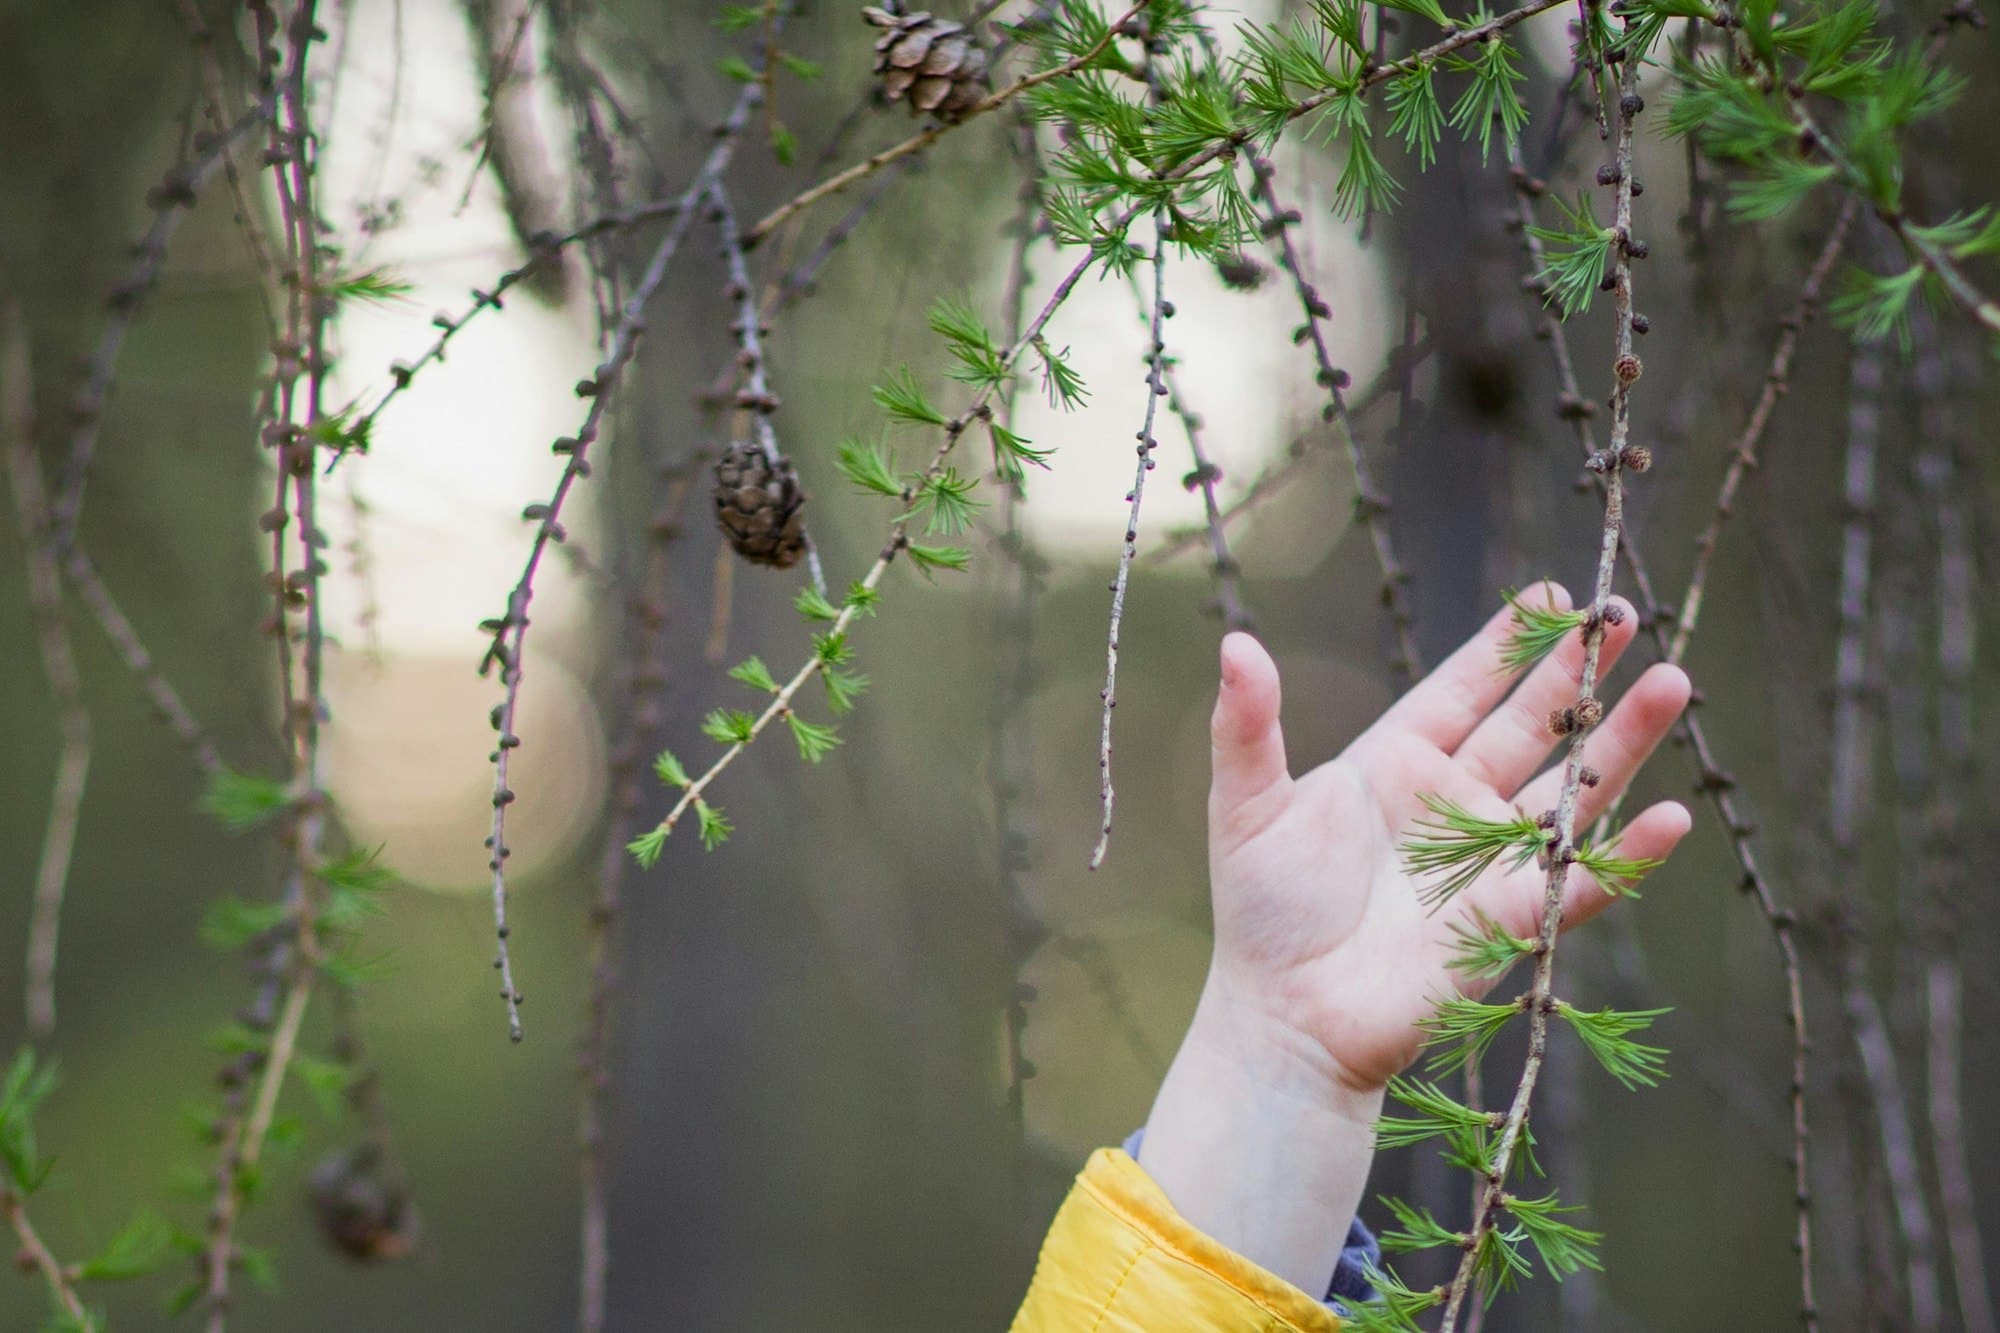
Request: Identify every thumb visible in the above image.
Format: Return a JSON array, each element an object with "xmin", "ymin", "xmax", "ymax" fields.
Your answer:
[{"xmin": 1210, "ymin": 632, "xmax": 1292, "ymax": 830}]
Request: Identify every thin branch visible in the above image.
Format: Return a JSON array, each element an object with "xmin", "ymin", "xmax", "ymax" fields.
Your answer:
[
  {"xmin": 1506, "ymin": 138, "xmax": 1821, "ymax": 1328},
  {"xmin": 48, "ymin": 102, "xmax": 274, "ymax": 550},
  {"xmin": 1440, "ymin": 57, "xmax": 1645, "ymax": 1331},
  {"xmin": 479, "ymin": 89, "xmax": 763, "ymax": 1039},
  {"xmin": 1090, "ymin": 222, "xmax": 1169, "ymax": 870},
  {"xmin": 741, "ymin": 0, "xmax": 1150, "ymax": 247},
  {"xmin": 708, "ymin": 181, "xmax": 827, "ymax": 594},
  {"xmin": 1251, "ymin": 157, "xmax": 1418, "ymax": 680},
  {"xmin": 638, "ymin": 248, "xmax": 1101, "ymax": 849},
  {"xmin": 2, "ymin": 307, "xmax": 91, "ymax": 1043},
  {"xmin": 2, "ymin": 1191, "xmax": 88, "ymax": 1324},
  {"xmin": 1145, "ymin": 342, "xmax": 1430, "ymax": 561},
  {"xmin": 1671, "ymin": 201, "xmax": 1856, "ymax": 666}
]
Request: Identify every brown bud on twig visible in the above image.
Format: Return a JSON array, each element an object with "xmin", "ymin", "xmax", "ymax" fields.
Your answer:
[
  {"xmin": 1615, "ymin": 354, "xmax": 1643, "ymax": 384},
  {"xmin": 1575, "ymin": 696, "xmax": 1604, "ymax": 728}
]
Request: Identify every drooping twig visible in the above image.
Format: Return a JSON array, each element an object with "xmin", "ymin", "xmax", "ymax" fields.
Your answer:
[
  {"xmin": 479, "ymin": 85, "xmax": 763, "ymax": 1040},
  {"xmin": 58, "ymin": 545, "xmax": 223, "ymax": 777},
  {"xmin": 1251, "ymin": 156, "xmax": 1418, "ymax": 681},
  {"xmin": 1670, "ymin": 201, "xmax": 1857, "ymax": 666},
  {"xmin": 741, "ymin": 0, "xmax": 1150, "ymax": 247},
  {"xmin": 48, "ymin": 103, "xmax": 274, "ymax": 550},
  {"xmin": 1506, "ymin": 139, "xmax": 1821, "ymax": 1327},
  {"xmin": 2, "ymin": 1189, "xmax": 88, "ymax": 1324},
  {"xmin": 204, "ymin": 9, "xmax": 336, "ymax": 1323},
  {"xmin": 708, "ymin": 180, "xmax": 827, "ymax": 595},
  {"xmin": 637, "ymin": 248, "xmax": 1102, "ymax": 849},
  {"xmin": 2, "ymin": 307, "xmax": 91, "ymax": 1043},
  {"xmin": 1439, "ymin": 58, "xmax": 1646, "ymax": 1332},
  {"xmin": 1089, "ymin": 220, "xmax": 1170, "ymax": 871},
  {"xmin": 991, "ymin": 121, "xmax": 1050, "ymax": 1157},
  {"xmin": 1145, "ymin": 343, "xmax": 1431, "ymax": 562},
  {"xmin": 579, "ymin": 457, "xmax": 701, "ymax": 1333}
]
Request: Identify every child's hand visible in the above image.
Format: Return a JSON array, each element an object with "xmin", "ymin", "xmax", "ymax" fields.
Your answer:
[
  {"xmin": 1137, "ymin": 586, "xmax": 1692, "ymax": 1295},
  {"xmin": 1204, "ymin": 582, "xmax": 1693, "ymax": 1093}
]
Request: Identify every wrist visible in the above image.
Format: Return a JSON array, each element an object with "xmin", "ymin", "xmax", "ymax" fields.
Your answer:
[{"xmin": 1134, "ymin": 965, "xmax": 1384, "ymax": 1298}]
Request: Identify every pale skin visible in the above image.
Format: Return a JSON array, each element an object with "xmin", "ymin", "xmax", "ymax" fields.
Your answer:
[{"xmin": 1137, "ymin": 582, "xmax": 1695, "ymax": 1297}]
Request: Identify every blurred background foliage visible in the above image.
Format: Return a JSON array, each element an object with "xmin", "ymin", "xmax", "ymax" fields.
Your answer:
[{"xmin": 0, "ymin": 0, "xmax": 1997, "ymax": 1329}]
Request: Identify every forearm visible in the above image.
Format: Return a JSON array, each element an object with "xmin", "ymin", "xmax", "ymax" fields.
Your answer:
[{"xmin": 1135, "ymin": 971, "xmax": 1384, "ymax": 1297}]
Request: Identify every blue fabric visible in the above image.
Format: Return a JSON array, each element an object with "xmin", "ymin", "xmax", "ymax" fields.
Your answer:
[{"xmin": 1120, "ymin": 1128, "xmax": 1380, "ymax": 1315}]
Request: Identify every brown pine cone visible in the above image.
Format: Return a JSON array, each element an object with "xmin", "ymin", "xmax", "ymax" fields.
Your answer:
[
  {"xmin": 714, "ymin": 441, "xmax": 808, "ymax": 569},
  {"xmin": 862, "ymin": 6, "xmax": 991, "ymax": 121}
]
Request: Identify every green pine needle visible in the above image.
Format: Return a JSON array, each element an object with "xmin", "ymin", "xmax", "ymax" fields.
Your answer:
[
  {"xmin": 1497, "ymin": 587, "xmax": 1587, "ymax": 673},
  {"xmin": 822, "ymin": 667, "xmax": 870, "ymax": 716},
  {"xmin": 1399, "ymin": 794, "xmax": 1548, "ymax": 910},
  {"xmin": 695, "ymin": 799, "xmax": 733, "ymax": 850},
  {"xmin": 653, "ymin": 749, "xmax": 691, "ymax": 788},
  {"xmin": 1526, "ymin": 193, "xmax": 1617, "ymax": 319},
  {"xmin": 835, "ymin": 437, "xmax": 904, "ymax": 497},
  {"xmin": 1502, "ymin": 1191, "xmax": 1605, "ymax": 1280},
  {"xmin": 1378, "ymin": 1196, "xmax": 1466, "ymax": 1254},
  {"xmin": 1556, "ymin": 1002, "xmax": 1672, "ymax": 1089},
  {"xmin": 700, "ymin": 708, "xmax": 758, "ymax": 746},
  {"xmin": 1377, "ymin": 1077, "xmax": 1496, "ymax": 1150},
  {"xmin": 921, "ymin": 468, "xmax": 986, "ymax": 536},
  {"xmin": 795, "ymin": 585, "xmax": 842, "ymax": 622},
  {"xmin": 627, "ymin": 828, "xmax": 668, "ymax": 869},
  {"xmin": 905, "ymin": 542, "xmax": 972, "ymax": 577},
  {"xmin": 1573, "ymin": 841, "xmax": 1663, "ymax": 895},
  {"xmin": 872, "ymin": 367, "xmax": 948, "ymax": 426},
  {"xmin": 1446, "ymin": 910, "xmax": 1538, "ymax": 979},
  {"xmin": 328, "ymin": 268, "xmax": 413, "ymax": 305},
  {"xmin": 786, "ymin": 714, "xmax": 842, "ymax": 763},
  {"xmin": 200, "ymin": 769, "xmax": 293, "ymax": 832},
  {"xmin": 1419, "ymin": 996, "xmax": 1522, "ymax": 1075},
  {"xmin": 728, "ymin": 656, "xmax": 781, "ymax": 693}
]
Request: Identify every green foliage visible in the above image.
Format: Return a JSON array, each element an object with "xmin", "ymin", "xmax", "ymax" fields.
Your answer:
[
  {"xmin": 918, "ymin": 468, "xmax": 984, "ymax": 535},
  {"xmin": 1376, "ymin": 1077, "xmax": 1495, "ymax": 1150},
  {"xmin": 1526, "ymin": 193, "xmax": 1616, "ymax": 319},
  {"xmin": 0, "ymin": 1049, "xmax": 58, "ymax": 1194},
  {"xmin": 786, "ymin": 714, "xmax": 842, "ymax": 763},
  {"xmin": 1831, "ymin": 263, "xmax": 1932, "ymax": 349},
  {"xmin": 328, "ymin": 267, "xmax": 413, "ymax": 306},
  {"xmin": 1378, "ymin": 1195, "xmax": 1464, "ymax": 1253},
  {"xmin": 835, "ymin": 437, "xmax": 904, "ymax": 498},
  {"xmin": 1572, "ymin": 841, "xmax": 1663, "ymax": 895},
  {"xmin": 1446, "ymin": 911, "xmax": 1537, "ymax": 979},
  {"xmin": 1445, "ymin": 29, "xmax": 1528, "ymax": 163},
  {"xmin": 695, "ymin": 799, "xmax": 733, "ymax": 850},
  {"xmin": 1502, "ymin": 1191, "xmax": 1604, "ymax": 1280},
  {"xmin": 988, "ymin": 420, "xmax": 1055, "ymax": 482},
  {"xmin": 653, "ymin": 749, "xmax": 691, "ymax": 788},
  {"xmin": 728, "ymin": 656, "xmax": 781, "ymax": 694},
  {"xmin": 1556, "ymin": 1002, "xmax": 1671, "ymax": 1088},
  {"xmin": 1339, "ymin": 1264, "xmax": 1445, "ymax": 1331},
  {"xmin": 1497, "ymin": 586, "xmax": 1587, "ymax": 672},
  {"xmin": 872, "ymin": 367, "xmax": 948, "ymax": 427},
  {"xmin": 200, "ymin": 770, "xmax": 292, "ymax": 832},
  {"xmin": 701, "ymin": 708, "xmax": 758, "ymax": 746},
  {"xmin": 1386, "ymin": 66, "xmax": 1445, "ymax": 170},
  {"xmin": 905, "ymin": 541, "xmax": 972, "ymax": 577},
  {"xmin": 199, "ymin": 898, "xmax": 293, "ymax": 951},
  {"xmin": 626, "ymin": 828, "xmax": 668, "ymax": 869},
  {"xmin": 1418, "ymin": 996, "xmax": 1522, "ymax": 1075},
  {"xmin": 1033, "ymin": 338, "xmax": 1089, "ymax": 410},
  {"xmin": 1398, "ymin": 794, "xmax": 1548, "ymax": 909},
  {"xmin": 929, "ymin": 297, "xmax": 1009, "ymax": 392}
]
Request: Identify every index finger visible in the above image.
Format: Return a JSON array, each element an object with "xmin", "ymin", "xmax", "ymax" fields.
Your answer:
[{"xmin": 1358, "ymin": 581, "xmax": 1571, "ymax": 754}]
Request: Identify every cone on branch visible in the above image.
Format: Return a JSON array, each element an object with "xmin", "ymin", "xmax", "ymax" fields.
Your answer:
[
  {"xmin": 862, "ymin": 5, "xmax": 991, "ymax": 121},
  {"xmin": 714, "ymin": 441, "xmax": 809, "ymax": 570}
]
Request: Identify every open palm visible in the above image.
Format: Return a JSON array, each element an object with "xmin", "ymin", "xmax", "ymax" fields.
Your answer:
[{"xmin": 1204, "ymin": 583, "xmax": 1693, "ymax": 1093}]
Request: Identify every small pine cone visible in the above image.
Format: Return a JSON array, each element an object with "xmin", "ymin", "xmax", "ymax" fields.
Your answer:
[
  {"xmin": 1547, "ymin": 707, "xmax": 1578, "ymax": 737},
  {"xmin": 1575, "ymin": 696, "xmax": 1605, "ymax": 728},
  {"xmin": 714, "ymin": 441, "xmax": 809, "ymax": 569},
  {"xmin": 863, "ymin": 6, "xmax": 991, "ymax": 121}
]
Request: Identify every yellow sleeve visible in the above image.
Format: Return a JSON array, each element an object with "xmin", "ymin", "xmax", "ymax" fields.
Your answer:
[{"xmin": 1010, "ymin": 1148, "xmax": 1344, "ymax": 1332}]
